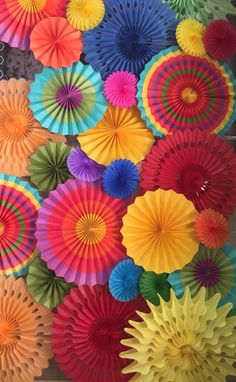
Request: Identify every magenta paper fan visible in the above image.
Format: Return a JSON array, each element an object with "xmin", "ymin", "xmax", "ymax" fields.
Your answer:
[
  {"xmin": 35, "ymin": 180, "xmax": 127, "ymax": 285},
  {"xmin": 104, "ymin": 71, "xmax": 138, "ymax": 108},
  {"xmin": 67, "ymin": 147, "xmax": 105, "ymax": 182}
]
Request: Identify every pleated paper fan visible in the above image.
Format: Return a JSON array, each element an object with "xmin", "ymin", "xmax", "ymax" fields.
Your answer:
[
  {"xmin": 52, "ymin": 284, "xmax": 148, "ymax": 382},
  {"xmin": 83, "ymin": 0, "xmax": 177, "ymax": 79},
  {"xmin": 0, "ymin": 173, "xmax": 42, "ymax": 277},
  {"xmin": 78, "ymin": 104, "xmax": 155, "ymax": 166},
  {"xmin": 104, "ymin": 71, "xmax": 138, "ymax": 108},
  {"xmin": 30, "ymin": 17, "xmax": 83, "ymax": 69},
  {"xmin": 176, "ymin": 19, "xmax": 206, "ymax": 57},
  {"xmin": 29, "ymin": 62, "xmax": 107, "ymax": 135},
  {"xmin": 27, "ymin": 256, "xmax": 75, "ymax": 308},
  {"xmin": 122, "ymin": 189, "xmax": 199, "ymax": 274},
  {"xmin": 0, "ymin": 276, "xmax": 52, "ymax": 381},
  {"xmin": 67, "ymin": 147, "xmax": 105, "ymax": 182},
  {"xmin": 139, "ymin": 271, "xmax": 171, "ymax": 306},
  {"xmin": 137, "ymin": 46, "xmax": 236, "ymax": 137},
  {"xmin": 0, "ymin": 0, "xmax": 67, "ymax": 50},
  {"xmin": 0, "ymin": 78, "xmax": 65, "ymax": 176},
  {"xmin": 168, "ymin": 244, "xmax": 236, "ymax": 308},
  {"xmin": 162, "ymin": 0, "xmax": 236, "ymax": 24},
  {"xmin": 120, "ymin": 288, "xmax": 236, "ymax": 381},
  {"xmin": 140, "ymin": 130, "xmax": 236, "ymax": 216},
  {"xmin": 204, "ymin": 19, "xmax": 236, "ymax": 61},
  {"xmin": 35, "ymin": 180, "xmax": 127, "ymax": 285},
  {"xmin": 67, "ymin": 0, "xmax": 105, "ymax": 31},
  {"xmin": 29, "ymin": 142, "xmax": 72, "ymax": 192}
]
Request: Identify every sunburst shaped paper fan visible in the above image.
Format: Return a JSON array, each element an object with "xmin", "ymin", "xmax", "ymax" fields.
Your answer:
[
  {"xmin": 120, "ymin": 288, "xmax": 236, "ymax": 381},
  {"xmin": 29, "ymin": 62, "xmax": 107, "ymax": 135},
  {"xmin": 122, "ymin": 189, "xmax": 199, "ymax": 274},
  {"xmin": 78, "ymin": 104, "xmax": 155, "ymax": 166},
  {"xmin": 0, "ymin": 276, "xmax": 52, "ymax": 381},
  {"xmin": 0, "ymin": 173, "xmax": 42, "ymax": 276},
  {"xmin": 35, "ymin": 180, "xmax": 127, "ymax": 285},
  {"xmin": 176, "ymin": 19, "xmax": 206, "ymax": 57},
  {"xmin": 0, "ymin": 0, "xmax": 67, "ymax": 50},
  {"xmin": 67, "ymin": 0, "xmax": 105, "ymax": 31},
  {"xmin": 137, "ymin": 46, "xmax": 236, "ymax": 137},
  {"xmin": 0, "ymin": 78, "xmax": 65, "ymax": 176}
]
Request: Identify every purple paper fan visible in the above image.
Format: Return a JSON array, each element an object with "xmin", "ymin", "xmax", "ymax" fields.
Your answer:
[{"xmin": 67, "ymin": 147, "xmax": 105, "ymax": 182}]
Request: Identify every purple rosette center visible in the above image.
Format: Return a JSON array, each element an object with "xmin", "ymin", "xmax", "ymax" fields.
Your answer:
[
  {"xmin": 56, "ymin": 84, "xmax": 83, "ymax": 110},
  {"xmin": 194, "ymin": 258, "xmax": 220, "ymax": 288}
]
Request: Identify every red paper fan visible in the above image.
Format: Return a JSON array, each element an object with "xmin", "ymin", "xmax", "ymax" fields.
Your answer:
[
  {"xmin": 140, "ymin": 130, "xmax": 236, "ymax": 216},
  {"xmin": 204, "ymin": 20, "xmax": 236, "ymax": 61},
  {"xmin": 52, "ymin": 284, "xmax": 148, "ymax": 382}
]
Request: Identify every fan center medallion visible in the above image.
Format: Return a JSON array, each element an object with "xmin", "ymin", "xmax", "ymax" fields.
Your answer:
[{"xmin": 181, "ymin": 87, "xmax": 198, "ymax": 104}]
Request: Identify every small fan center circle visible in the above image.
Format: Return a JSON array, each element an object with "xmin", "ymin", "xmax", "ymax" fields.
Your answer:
[
  {"xmin": 0, "ymin": 316, "xmax": 20, "ymax": 346},
  {"xmin": 181, "ymin": 87, "xmax": 198, "ymax": 104},
  {"xmin": 178, "ymin": 164, "xmax": 209, "ymax": 198},
  {"xmin": 76, "ymin": 213, "xmax": 106, "ymax": 244},
  {"xmin": 194, "ymin": 259, "xmax": 220, "ymax": 288},
  {"xmin": 18, "ymin": 0, "xmax": 46, "ymax": 12},
  {"xmin": 116, "ymin": 28, "xmax": 148, "ymax": 60},
  {"xmin": 56, "ymin": 85, "xmax": 83, "ymax": 110},
  {"xmin": 0, "ymin": 222, "xmax": 5, "ymax": 235}
]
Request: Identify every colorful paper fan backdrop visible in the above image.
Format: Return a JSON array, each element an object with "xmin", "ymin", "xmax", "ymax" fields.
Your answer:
[
  {"xmin": 0, "ymin": 0, "xmax": 66, "ymax": 50},
  {"xmin": 36, "ymin": 180, "xmax": 127, "ymax": 285},
  {"xmin": 120, "ymin": 288, "xmax": 236, "ymax": 381},
  {"xmin": 104, "ymin": 71, "xmax": 138, "ymax": 108},
  {"xmin": 139, "ymin": 271, "xmax": 171, "ymax": 306},
  {"xmin": 121, "ymin": 189, "xmax": 199, "ymax": 274},
  {"xmin": 0, "ymin": 276, "xmax": 52, "ymax": 381},
  {"xmin": 0, "ymin": 173, "xmax": 42, "ymax": 277},
  {"xmin": 140, "ymin": 130, "xmax": 236, "ymax": 216},
  {"xmin": 0, "ymin": 78, "xmax": 65, "ymax": 176},
  {"xmin": 137, "ymin": 46, "xmax": 236, "ymax": 137},
  {"xmin": 162, "ymin": 0, "xmax": 236, "ymax": 24},
  {"xmin": 204, "ymin": 19, "xmax": 236, "ymax": 61},
  {"xmin": 67, "ymin": 147, "xmax": 105, "ymax": 182},
  {"xmin": 29, "ymin": 142, "xmax": 72, "ymax": 192},
  {"xmin": 176, "ymin": 19, "xmax": 206, "ymax": 57},
  {"xmin": 78, "ymin": 104, "xmax": 155, "ymax": 166},
  {"xmin": 83, "ymin": 0, "xmax": 177, "ymax": 79},
  {"xmin": 168, "ymin": 244, "xmax": 236, "ymax": 308},
  {"xmin": 27, "ymin": 256, "xmax": 75, "ymax": 308},
  {"xmin": 67, "ymin": 0, "xmax": 105, "ymax": 31},
  {"xmin": 29, "ymin": 62, "xmax": 107, "ymax": 135},
  {"xmin": 30, "ymin": 17, "xmax": 83, "ymax": 69},
  {"xmin": 52, "ymin": 284, "xmax": 148, "ymax": 382}
]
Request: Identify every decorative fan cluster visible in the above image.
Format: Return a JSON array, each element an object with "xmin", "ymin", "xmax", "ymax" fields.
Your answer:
[{"xmin": 0, "ymin": 0, "xmax": 236, "ymax": 381}]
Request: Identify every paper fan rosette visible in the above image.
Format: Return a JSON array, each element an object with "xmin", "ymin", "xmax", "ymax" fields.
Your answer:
[
  {"xmin": 121, "ymin": 189, "xmax": 199, "ymax": 274},
  {"xmin": 29, "ymin": 142, "xmax": 72, "ymax": 192},
  {"xmin": 168, "ymin": 244, "xmax": 236, "ymax": 308},
  {"xmin": 83, "ymin": 0, "xmax": 177, "ymax": 79},
  {"xmin": 138, "ymin": 46, "xmax": 236, "ymax": 137},
  {"xmin": 29, "ymin": 62, "xmax": 107, "ymax": 135},
  {"xmin": 30, "ymin": 17, "xmax": 83, "ymax": 69},
  {"xmin": 35, "ymin": 180, "xmax": 127, "ymax": 285},
  {"xmin": 0, "ymin": 78, "xmax": 65, "ymax": 176},
  {"xmin": 52, "ymin": 284, "xmax": 148, "ymax": 382},
  {"xmin": 67, "ymin": 147, "xmax": 105, "ymax": 182},
  {"xmin": 0, "ymin": 276, "xmax": 52, "ymax": 381},
  {"xmin": 120, "ymin": 288, "xmax": 236, "ymax": 381},
  {"xmin": 140, "ymin": 130, "xmax": 236, "ymax": 216},
  {"xmin": 139, "ymin": 271, "xmax": 171, "ymax": 306},
  {"xmin": 0, "ymin": 173, "xmax": 42, "ymax": 276},
  {"xmin": 67, "ymin": 0, "xmax": 105, "ymax": 31},
  {"xmin": 0, "ymin": 0, "xmax": 66, "ymax": 50},
  {"xmin": 176, "ymin": 19, "xmax": 206, "ymax": 57},
  {"xmin": 27, "ymin": 256, "xmax": 75, "ymax": 308},
  {"xmin": 78, "ymin": 104, "xmax": 155, "ymax": 166}
]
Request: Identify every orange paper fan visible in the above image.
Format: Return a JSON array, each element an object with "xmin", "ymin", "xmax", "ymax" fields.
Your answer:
[
  {"xmin": 195, "ymin": 209, "xmax": 229, "ymax": 249},
  {"xmin": 0, "ymin": 78, "xmax": 65, "ymax": 176},
  {"xmin": 30, "ymin": 17, "xmax": 83, "ymax": 69}
]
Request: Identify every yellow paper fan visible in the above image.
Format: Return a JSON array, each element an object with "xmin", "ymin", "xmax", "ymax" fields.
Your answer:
[
  {"xmin": 66, "ymin": 0, "xmax": 105, "ymax": 31},
  {"xmin": 176, "ymin": 19, "xmax": 206, "ymax": 57}
]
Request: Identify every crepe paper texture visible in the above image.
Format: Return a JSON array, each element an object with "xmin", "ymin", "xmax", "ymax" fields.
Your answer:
[
  {"xmin": 139, "ymin": 271, "xmax": 171, "ymax": 306},
  {"xmin": 67, "ymin": 0, "xmax": 105, "ymax": 31}
]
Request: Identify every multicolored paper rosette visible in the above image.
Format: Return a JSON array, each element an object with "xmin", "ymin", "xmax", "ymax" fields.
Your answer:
[
  {"xmin": 120, "ymin": 288, "xmax": 236, "ymax": 381},
  {"xmin": 137, "ymin": 46, "xmax": 236, "ymax": 137},
  {"xmin": 121, "ymin": 189, "xmax": 199, "ymax": 274},
  {"xmin": 66, "ymin": 0, "xmax": 105, "ymax": 31},
  {"xmin": 52, "ymin": 284, "xmax": 148, "ymax": 382},
  {"xmin": 109, "ymin": 259, "xmax": 143, "ymax": 302},
  {"xmin": 140, "ymin": 130, "xmax": 236, "ymax": 216},
  {"xmin": 29, "ymin": 142, "xmax": 72, "ymax": 192},
  {"xmin": 139, "ymin": 271, "xmax": 171, "ymax": 306},
  {"xmin": 0, "ymin": 0, "xmax": 66, "ymax": 50},
  {"xmin": 35, "ymin": 180, "xmax": 127, "ymax": 285},
  {"xmin": 27, "ymin": 256, "xmax": 75, "ymax": 308},
  {"xmin": 0, "ymin": 78, "xmax": 65, "ymax": 176},
  {"xmin": 83, "ymin": 0, "xmax": 177, "ymax": 79},
  {"xmin": 0, "ymin": 276, "xmax": 53, "ymax": 381},
  {"xmin": 29, "ymin": 62, "xmax": 107, "ymax": 135},
  {"xmin": 176, "ymin": 19, "xmax": 206, "ymax": 57},
  {"xmin": 168, "ymin": 244, "xmax": 236, "ymax": 308},
  {"xmin": 104, "ymin": 71, "xmax": 138, "ymax": 108},
  {"xmin": 78, "ymin": 104, "xmax": 155, "ymax": 166},
  {"xmin": 162, "ymin": 0, "xmax": 236, "ymax": 24},
  {"xmin": 30, "ymin": 17, "xmax": 83, "ymax": 69},
  {"xmin": 0, "ymin": 173, "xmax": 42, "ymax": 277},
  {"xmin": 204, "ymin": 19, "xmax": 236, "ymax": 61},
  {"xmin": 67, "ymin": 147, "xmax": 105, "ymax": 182}
]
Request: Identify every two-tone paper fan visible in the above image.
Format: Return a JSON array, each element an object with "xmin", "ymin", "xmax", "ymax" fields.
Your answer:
[{"xmin": 139, "ymin": 271, "xmax": 171, "ymax": 306}]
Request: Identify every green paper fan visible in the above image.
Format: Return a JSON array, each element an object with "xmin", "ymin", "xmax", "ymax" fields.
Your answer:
[
  {"xmin": 139, "ymin": 271, "xmax": 171, "ymax": 306},
  {"xmin": 26, "ymin": 256, "xmax": 75, "ymax": 308},
  {"xmin": 29, "ymin": 142, "xmax": 72, "ymax": 192}
]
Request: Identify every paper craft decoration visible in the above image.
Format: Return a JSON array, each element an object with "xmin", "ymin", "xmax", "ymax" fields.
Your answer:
[
  {"xmin": 176, "ymin": 19, "xmax": 206, "ymax": 56},
  {"xmin": 139, "ymin": 271, "xmax": 171, "ymax": 306},
  {"xmin": 67, "ymin": 147, "xmax": 105, "ymax": 182},
  {"xmin": 104, "ymin": 71, "xmax": 138, "ymax": 108},
  {"xmin": 67, "ymin": 0, "xmax": 105, "ymax": 31},
  {"xmin": 204, "ymin": 19, "xmax": 236, "ymax": 61}
]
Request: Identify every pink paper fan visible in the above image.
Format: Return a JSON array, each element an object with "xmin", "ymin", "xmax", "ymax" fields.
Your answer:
[{"xmin": 104, "ymin": 71, "xmax": 138, "ymax": 108}]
